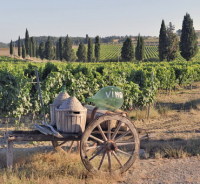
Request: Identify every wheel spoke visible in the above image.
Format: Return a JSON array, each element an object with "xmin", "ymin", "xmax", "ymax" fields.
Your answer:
[
  {"xmin": 58, "ymin": 141, "xmax": 68, "ymax": 147},
  {"xmin": 112, "ymin": 151, "xmax": 123, "ymax": 167},
  {"xmin": 107, "ymin": 121, "xmax": 111, "ymax": 140},
  {"xmin": 68, "ymin": 141, "xmax": 75, "ymax": 153},
  {"xmin": 98, "ymin": 151, "xmax": 106, "ymax": 170},
  {"xmin": 97, "ymin": 124, "xmax": 108, "ymax": 141},
  {"xmin": 107, "ymin": 152, "xmax": 112, "ymax": 172},
  {"xmin": 116, "ymin": 141, "xmax": 135, "ymax": 146},
  {"xmin": 89, "ymin": 146, "xmax": 104, "ymax": 161},
  {"xmin": 116, "ymin": 148, "xmax": 132, "ymax": 157},
  {"xmin": 111, "ymin": 121, "xmax": 122, "ymax": 140},
  {"xmin": 89, "ymin": 135, "xmax": 104, "ymax": 144},
  {"xmin": 115, "ymin": 130, "xmax": 131, "ymax": 142},
  {"xmin": 86, "ymin": 145, "xmax": 101, "ymax": 151}
]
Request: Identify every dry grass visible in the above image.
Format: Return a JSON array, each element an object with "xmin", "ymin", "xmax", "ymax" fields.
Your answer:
[
  {"xmin": 0, "ymin": 151, "xmax": 122, "ymax": 184},
  {"xmin": 141, "ymin": 138, "xmax": 200, "ymax": 159},
  {"xmin": 129, "ymin": 82, "xmax": 200, "ymax": 159}
]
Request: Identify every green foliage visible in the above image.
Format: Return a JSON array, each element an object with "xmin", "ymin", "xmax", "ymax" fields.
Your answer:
[
  {"xmin": 35, "ymin": 43, "xmax": 39, "ymax": 58},
  {"xmin": 180, "ymin": 13, "xmax": 198, "ymax": 61},
  {"xmin": 10, "ymin": 40, "xmax": 13, "ymax": 55},
  {"xmin": 30, "ymin": 37, "xmax": 36, "ymax": 57},
  {"xmin": 39, "ymin": 42, "xmax": 45, "ymax": 60},
  {"xmin": 87, "ymin": 38, "xmax": 93, "ymax": 62},
  {"xmin": 58, "ymin": 37, "xmax": 63, "ymax": 61},
  {"xmin": 85, "ymin": 34, "xmax": 89, "ymax": 44},
  {"xmin": 22, "ymin": 44, "xmax": 26, "ymax": 59},
  {"xmin": 55, "ymin": 41, "xmax": 59, "ymax": 60},
  {"xmin": 0, "ymin": 70, "xmax": 31, "ymax": 117},
  {"xmin": 94, "ymin": 36, "xmax": 100, "ymax": 61},
  {"xmin": 166, "ymin": 22, "xmax": 179, "ymax": 61},
  {"xmin": 76, "ymin": 42, "xmax": 86, "ymax": 62},
  {"xmin": 121, "ymin": 37, "xmax": 134, "ymax": 61},
  {"xmin": 0, "ymin": 70, "xmax": 19, "ymax": 114},
  {"xmin": 25, "ymin": 28, "xmax": 30, "ymax": 56},
  {"xmin": 1, "ymin": 56, "xmax": 200, "ymax": 117},
  {"xmin": 159, "ymin": 20, "xmax": 168, "ymax": 61},
  {"xmin": 135, "ymin": 35, "xmax": 144, "ymax": 61},
  {"xmin": 18, "ymin": 36, "xmax": 21, "ymax": 57},
  {"xmin": 42, "ymin": 62, "xmax": 58, "ymax": 80},
  {"xmin": 63, "ymin": 35, "xmax": 73, "ymax": 61},
  {"xmin": 44, "ymin": 37, "xmax": 54, "ymax": 60}
]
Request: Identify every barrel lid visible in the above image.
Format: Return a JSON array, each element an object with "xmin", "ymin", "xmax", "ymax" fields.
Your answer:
[
  {"xmin": 59, "ymin": 96, "xmax": 85, "ymax": 111},
  {"xmin": 52, "ymin": 92, "xmax": 70, "ymax": 106}
]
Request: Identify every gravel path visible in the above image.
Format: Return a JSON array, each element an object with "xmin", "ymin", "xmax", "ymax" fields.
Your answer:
[{"xmin": 122, "ymin": 157, "xmax": 200, "ymax": 184}]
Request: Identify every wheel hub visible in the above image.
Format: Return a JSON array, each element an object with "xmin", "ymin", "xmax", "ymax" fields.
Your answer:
[{"xmin": 105, "ymin": 140, "xmax": 117, "ymax": 151}]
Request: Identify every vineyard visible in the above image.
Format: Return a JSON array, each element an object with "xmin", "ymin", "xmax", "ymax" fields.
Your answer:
[
  {"xmin": 73, "ymin": 44, "xmax": 200, "ymax": 62},
  {"xmin": 1, "ymin": 56, "xmax": 200, "ymax": 118}
]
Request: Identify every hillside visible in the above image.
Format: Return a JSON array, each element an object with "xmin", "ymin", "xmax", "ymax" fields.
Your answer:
[{"xmin": 0, "ymin": 42, "xmax": 8, "ymax": 48}]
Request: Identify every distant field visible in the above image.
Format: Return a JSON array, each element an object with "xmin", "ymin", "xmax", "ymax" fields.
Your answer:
[
  {"xmin": 1, "ymin": 44, "xmax": 200, "ymax": 62},
  {"xmin": 0, "ymin": 48, "xmax": 17, "ymax": 56}
]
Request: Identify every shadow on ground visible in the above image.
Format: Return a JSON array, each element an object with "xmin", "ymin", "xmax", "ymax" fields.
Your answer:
[{"xmin": 156, "ymin": 98, "xmax": 200, "ymax": 111}]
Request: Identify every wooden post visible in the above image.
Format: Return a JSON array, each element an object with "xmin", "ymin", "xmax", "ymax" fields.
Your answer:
[
  {"xmin": 147, "ymin": 104, "xmax": 151, "ymax": 120},
  {"xmin": 7, "ymin": 140, "xmax": 13, "ymax": 169}
]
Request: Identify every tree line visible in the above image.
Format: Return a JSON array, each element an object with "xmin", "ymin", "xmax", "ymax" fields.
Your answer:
[
  {"xmin": 120, "ymin": 13, "xmax": 198, "ymax": 62},
  {"xmin": 9, "ymin": 30, "xmax": 101, "ymax": 62},
  {"xmin": 9, "ymin": 13, "xmax": 198, "ymax": 62}
]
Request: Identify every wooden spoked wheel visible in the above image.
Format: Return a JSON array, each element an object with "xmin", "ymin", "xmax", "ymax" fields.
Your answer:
[
  {"xmin": 80, "ymin": 114, "xmax": 140, "ymax": 174},
  {"xmin": 52, "ymin": 140, "xmax": 78, "ymax": 154}
]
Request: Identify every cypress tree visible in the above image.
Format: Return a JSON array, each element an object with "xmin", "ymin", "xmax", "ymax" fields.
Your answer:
[
  {"xmin": 158, "ymin": 20, "xmax": 168, "ymax": 61},
  {"xmin": 58, "ymin": 37, "xmax": 63, "ymax": 61},
  {"xmin": 56, "ymin": 41, "xmax": 60, "ymax": 60},
  {"xmin": 53, "ymin": 46, "xmax": 56, "ymax": 60},
  {"xmin": 35, "ymin": 43, "xmax": 39, "ymax": 58},
  {"xmin": 76, "ymin": 42, "xmax": 86, "ymax": 62},
  {"xmin": 39, "ymin": 42, "xmax": 45, "ymax": 60},
  {"xmin": 180, "ymin": 13, "xmax": 198, "ymax": 61},
  {"xmin": 29, "ymin": 38, "xmax": 32, "ymax": 57},
  {"xmin": 22, "ymin": 44, "xmax": 26, "ymax": 58},
  {"xmin": 10, "ymin": 40, "xmax": 13, "ymax": 55},
  {"xmin": 25, "ymin": 28, "xmax": 30, "ymax": 56},
  {"xmin": 30, "ymin": 37, "xmax": 36, "ymax": 57},
  {"xmin": 166, "ymin": 22, "xmax": 179, "ymax": 61},
  {"xmin": 63, "ymin": 35, "xmax": 72, "ymax": 61},
  {"xmin": 87, "ymin": 38, "xmax": 93, "ymax": 62},
  {"xmin": 121, "ymin": 37, "xmax": 134, "ymax": 61},
  {"xmin": 85, "ymin": 34, "xmax": 89, "ymax": 44},
  {"xmin": 135, "ymin": 34, "xmax": 144, "ymax": 61},
  {"xmin": 18, "ymin": 36, "xmax": 21, "ymax": 57},
  {"xmin": 94, "ymin": 36, "xmax": 100, "ymax": 61},
  {"xmin": 44, "ymin": 36, "xmax": 54, "ymax": 60}
]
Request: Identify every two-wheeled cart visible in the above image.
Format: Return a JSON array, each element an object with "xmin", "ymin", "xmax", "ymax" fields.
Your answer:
[{"xmin": 5, "ymin": 110, "xmax": 140, "ymax": 174}]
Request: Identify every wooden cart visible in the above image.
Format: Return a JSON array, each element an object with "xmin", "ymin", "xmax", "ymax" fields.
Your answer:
[{"xmin": 5, "ymin": 109, "xmax": 140, "ymax": 174}]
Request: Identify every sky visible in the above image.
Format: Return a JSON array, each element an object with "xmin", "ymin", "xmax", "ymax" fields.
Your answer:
[{"xmin": 0, "ymin": 0, "xmax": 200, "ymax": 43}]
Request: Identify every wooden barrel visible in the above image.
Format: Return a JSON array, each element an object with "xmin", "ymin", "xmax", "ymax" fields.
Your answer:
[
  {"xmin": 55, "ymin": 109, "xmax": 87, "ymax": 133},
  {"xmin": 50, "ymin": 104, "xmax": 56, "ymax": 125},
  {"xmin": 49, "ymin": 92, "xmax": 70, "ymax": 126},
  {"xmin": 55, "ymin": 96, "xmax": 87, "ymax": 133}
]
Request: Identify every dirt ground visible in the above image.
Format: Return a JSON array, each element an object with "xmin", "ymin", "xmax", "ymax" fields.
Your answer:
[
  {"xmin": 0, "ymin": 48, "xmax": 16, "ymax": 56},
  {"xmin": 0, "ymin": 82, "xmax": 200, "ymax": 184},
  {"xmin": 122, "ymin": 156, "xmax": 200, "ymax": 184},
  {"xmin": 123, "ymin": 82, "xmax": 200, "ymax": 184}
]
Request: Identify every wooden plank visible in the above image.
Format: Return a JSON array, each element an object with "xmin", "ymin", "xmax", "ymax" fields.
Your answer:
[
  {"xmin": 7, "ymin": 140, "xmax": 13, "ymax": 169},
  {"xmin": 5, "ymin": 130, "xmax": 82, "ymax": 142}
]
